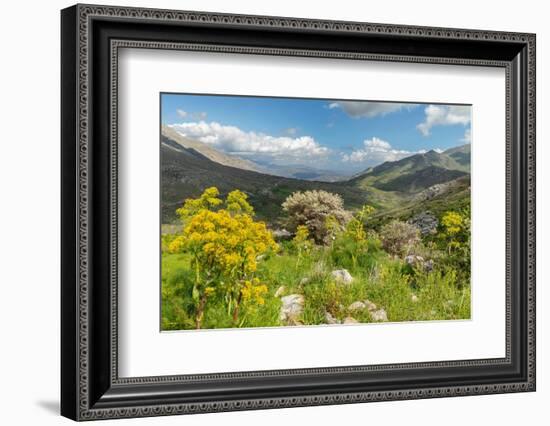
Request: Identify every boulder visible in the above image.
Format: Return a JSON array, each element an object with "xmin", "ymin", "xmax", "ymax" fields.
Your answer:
[
  {"xmin": 411, "ymin": 294, "xmax": 419, "ymax": 303},
  {"xmin": 405, "ymin": 255, "xmax": 434, "ymax": 273},
  {"xmin": 348, "ymin": 301, "xmax": 367, "ymax": 312},
  {"xmin": 370, "ymin": 309, "xmax": 388, "ymax": 322},
  {"xmin": 364, "ymin": 299, "xmax": 377, "ymax": 311},
  {"xmin": 272, "ymin": 228, "xmax": 292, "ymax": 240},
  {"xmin": 423, "ymin": 259, "xmax": 434, "ymax": 272},
  {"xmin": 279, "ymin": 294, "xmax": 304, "ymax": 325},
  {"xmin": 405, "ymin": 254, "xmax": 424, "ymax": 265},
  {"xmin": 324, "ymin": 311, "xmax": 340, "ymax": 325},
  {"xmin": 343, "ymin": 317, "xmax": 359, "ymax": 324},
  {"xmin": 331, "ymin": 269, "xmax": 353, "ymax": 285},
  {"xmin": 408, "ymin": 211, "xmax": 439, "ymax": 236},
  {"xmin": 420, "ymin": 185, "xmax": 446, "ymax": 201}
]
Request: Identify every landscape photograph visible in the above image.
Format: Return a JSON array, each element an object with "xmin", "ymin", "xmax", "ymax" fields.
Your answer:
[{"xmin": 160, "ymin": 93, "xmax": 472, "ymax": 331}]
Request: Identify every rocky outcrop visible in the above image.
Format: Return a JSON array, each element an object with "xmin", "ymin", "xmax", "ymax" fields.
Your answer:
[
  {"xmin": 348, "ymin": 301, "xmax": 367, "ymax": 312},
  {"xmin": 279, "ymin": 294, "xmax": 304, "ymax": 325},
  {"xmin": 405, "ymin": 254, "xmax": 434, "ymax": 272},
  {"xmin": 370, "ymin": 309, "xmax": 388, "ymax": 322},
  {"xmin": 364, "ymin": 300, "xmax": 377, "ymax": 311},
  {"xmin": 405, "ymin": 254, "xmax": 425, "ymax": 265},
  {"xmin": 331, "ymin": 269, "xmax": 353, "ymax": 285},
  {"xmin": 408, "ymin": 211, "xmax": 438, "ymax": 236},
  {"xmin": 272, "ymin": 228, "xmax": 292, "ymax": 240},
  {"xmin": 324, "ymin": 311, "xmax": 340, "ymax": 324}
]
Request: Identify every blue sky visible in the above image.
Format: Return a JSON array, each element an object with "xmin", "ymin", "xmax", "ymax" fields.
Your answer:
[{"xmin": 161, "ymin": 93, "xmax": 471, "ymax": 175}]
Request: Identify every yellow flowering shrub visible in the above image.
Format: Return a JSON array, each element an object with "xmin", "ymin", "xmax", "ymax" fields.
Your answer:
[
  {"xmin": 241, "ymin": 278, "xmax": 268, "ymax": 305},
  {"xmin": 324, "ymin": 214, "xmax": 341, "ymax": 244},
  {"xmin": 441, "ymin": 211, "xmax": 463, "ymax": 235},
  {"xmin": 225, "ymin": 189, "xmax": 255, "ymax": 216},
  {"xmin": 176, "ymin": 186, "xmax": 222, "ymax": 219},
  {"xmin": 173, "ymin": 187, "xmax": 278, "ymax": 328},
  {"xmin": 345, "ymin": 205, "xmax": 375, "ymax": 244},
  {"xmin": 440, "ymin": 210, "xmax": 470, "ymax": 255},
  {"xmin": 167, "ymin": 235, "xmax": 186, "ymax": 254},
  {"xmin": 183, "ymin": 209, "xmax": 277, "ymax": 278},
  {"xmin": 292, "ymin": 225, "xmax": 313, "ymax": 268},
  {"xmin": 341, "ymin": 205, "xmax": 375, "ymax": 268}
]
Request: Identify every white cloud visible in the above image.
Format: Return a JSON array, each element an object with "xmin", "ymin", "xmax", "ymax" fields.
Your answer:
[
  {"xmin": 169, "ymin": 121, "xmax": 329, "ymax": 162},
  {"xmin": 417, "ymin": 105, "xmax": 471, "ymax": 136},
  {"xmin": 328, "ymin": 101, "xmax": 414, "ymax": 118},
  {"xmin": 176, "ymin": 109, "xmax": 188, "ymax": 118},
  {"xmin": 341, "ymin": 137, "xmax": 444, "ymax": 167},
  {"xmin": 194, "ymin": 112, "xmax": 208, "ymax": 120},
  {"xmin": 342, "ymin": 137, "xmax": 413, "ymax": 164}
]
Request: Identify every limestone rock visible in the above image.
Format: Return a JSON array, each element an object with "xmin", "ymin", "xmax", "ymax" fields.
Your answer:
[
  {"xmin": 408, "ymin": 211, "xmax": 439, "ymax": 235},
  {"xmin": 331, "ymin": 269, "xmax": 353, "ymax": 285},
  {"xmin": 272, "ymin": 228, "xmax": 292, "ymax": 240},
  {"xmin": 405, "ymin": 254, "xmax": 424, "ymax": 266},
  {"xmin": 348, "ymin": 301, "xmax": 367, "ymax": 312},
  {"xmin": 364, "ymin": 300, "xmax": 377, "ymax": 311},
  {"xmin": 423, "ymin": 259, "xmax": 434, "ymax": 272},
  {"xmin": 279, "ymin": 294, "xmax": 304, "ymax": 325},
  {"xmin": 370, "ymin": 309, "xmax": 388, "ymax": 322},
  {"xmin": 324, "ymin": 311, "xmax": 340, "ymax": 325}
]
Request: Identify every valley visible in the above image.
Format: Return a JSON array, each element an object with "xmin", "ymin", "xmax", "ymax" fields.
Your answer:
[{"xmin": 161, "ymin": 126, "xmax": 470, "ymax": 228}]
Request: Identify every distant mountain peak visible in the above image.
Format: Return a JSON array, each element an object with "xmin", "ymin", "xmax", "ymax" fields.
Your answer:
[
  {"xmin": 161, "ymin": 125, "xmax": 347, "ymax": 182},
  {"xmin": 349, "ymin": 144, "xmax": 470, "ymax": 195}
]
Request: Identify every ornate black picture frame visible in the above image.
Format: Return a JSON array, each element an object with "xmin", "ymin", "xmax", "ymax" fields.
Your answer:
[{"xmin": 61, "ymin": 4, "xmax": 536, "ymax": 421}]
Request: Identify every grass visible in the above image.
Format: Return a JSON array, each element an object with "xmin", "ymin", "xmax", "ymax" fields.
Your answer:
[{"xmin": 161, "ymin": 235, "xmax": 471, "ymax": 330}]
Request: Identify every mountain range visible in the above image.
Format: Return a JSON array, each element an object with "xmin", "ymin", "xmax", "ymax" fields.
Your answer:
[
  {"xmin": 162, "ymin": 125, "xmax": 348, "ymax": 182},
  {"xmin": 161, "ymin": 126, "xmax": 471, "ymax": 225}
]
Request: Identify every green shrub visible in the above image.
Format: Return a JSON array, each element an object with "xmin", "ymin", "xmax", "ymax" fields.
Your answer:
[
  {"xmin": 330, "ymin": 234, "xmax": 383, "ymax": 272},
  {"xmin": 380, "ymin": 220, "xmax": 421, "ymax": 256},
  {"xmin": 282, "ymin": 190, "xmax": 352, "ymax": 244}
]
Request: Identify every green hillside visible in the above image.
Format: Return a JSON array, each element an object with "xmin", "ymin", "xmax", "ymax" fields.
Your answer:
[
  {"xmin": 445, "ymin": 143, "xmax": 471, "ymax": 168},
  {"xmin": 161, "ymin": 134, "xmax": 370, "ymax": 224},
  {"xmin": 162, "ymin": 125, "xmax": 471, "ymax": 227},
  {"xmin": 349, "ymin": 149, "xmax": 469, "ymax": 192}
]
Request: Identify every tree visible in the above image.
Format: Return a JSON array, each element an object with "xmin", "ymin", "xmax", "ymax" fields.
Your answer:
[
  {"xmin": 170, "ymin": 187, "xmax": 277, "ymax": 328},
  {"xmin": 282, "ymin": 190, "xmax": 352, "ymax": 245}
]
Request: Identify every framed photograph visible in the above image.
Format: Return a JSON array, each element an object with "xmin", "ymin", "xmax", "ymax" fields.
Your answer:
[{"xmin": 61, "ymin": 4, "xmax": 536, "ymax": 421}]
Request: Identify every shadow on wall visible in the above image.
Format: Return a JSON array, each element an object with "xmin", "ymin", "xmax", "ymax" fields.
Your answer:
[{"xmin": 35, "ymin": 400, "xmax": 59, "ymax": 416}]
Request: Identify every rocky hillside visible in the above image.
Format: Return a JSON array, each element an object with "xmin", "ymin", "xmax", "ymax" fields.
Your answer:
[
  {"xmin": 161, "ymin": 128, "xmax": 370, "ymax": 223},
  {"xmin": 162, "ymin": 125, "xmax": 265, "ymax": 173},
  {"xmin": 444, "ymin": 143, "xmax": 471, "ymax": 168},
  {"xmin": 349, "ymin": 148, "xmax": 470, "ymax": 194},
  {"xmin": 162, "ymin": 125, "xmax": 471, "ymax": 225},
  {"xmin": 162, "ymin": 126, "xmax": 348, "ymax": 182}
]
